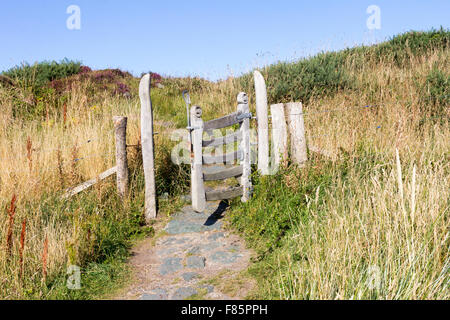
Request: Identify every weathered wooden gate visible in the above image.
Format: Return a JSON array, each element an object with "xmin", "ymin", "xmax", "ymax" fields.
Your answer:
[{"xmin": 189, "ymin": 92, "xmax": 252, "ymax": 212}]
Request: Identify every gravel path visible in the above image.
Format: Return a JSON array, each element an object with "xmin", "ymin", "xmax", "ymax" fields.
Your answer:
[{"xmin": 115, "ymin": 201, "xmax": 254, "ymax": 300}]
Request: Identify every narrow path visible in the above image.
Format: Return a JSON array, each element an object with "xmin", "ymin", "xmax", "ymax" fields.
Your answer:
[{"xmin": 115, "ymin": 201, "xmax": 254, "ymax": 300}]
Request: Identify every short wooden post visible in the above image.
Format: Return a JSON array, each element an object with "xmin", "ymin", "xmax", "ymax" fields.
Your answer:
[
  {"xmin": 254, "ymin": 70, "xmax": 269, "ymax": 175},
  {"xmin": 286, "ymin": 102, "xmax": 307, "ymax": 165},
  {"xmin": 190, "ymin": 105, "xmax": 206, "ymax": 212},
  {"xmin": 139, "ymin": 74, "xmax": 157, "ymax": 222},
  {"xmin": 237, "ymin": 92, "xmax": 252, "ymax": 202},
  {"xmin": 113, "ymin": 116, "xmax": 129, "ymax": 197},
  {"xmin": 270, "ymin": 103, "xmax": 288, "ymax": 171}
]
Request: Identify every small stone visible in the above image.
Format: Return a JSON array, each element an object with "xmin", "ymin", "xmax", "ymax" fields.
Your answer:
[
  {"xmin": 172, "ymin": 287, "xmax": 198, "ymax": 300},
  {"xmin": 208, "ymin": 232, "xmax": 225, "ymax": 241},
  {"xmin": 156, "ymin": 247, "xmax": 177, "ymax": 256},
  {"xmin": 200, "ymin": 242, "xmax": 221, "ymax": 251},
  {"xmin": 165, "ymin": 220, "xmax": 203, "ymax": 234},
  {"xmin": 198, "ymin": 284, "xmax": 214, "ymax": 293},
  {"xmin": 186, "ymin": 256, "xmax": 206, "ymax": 269},
  {"xmin": 187, "ymin": 246, "xmax": 201, "ymax": 255},
  {"xmin": 181, "ymin": 272, "xmax": 200, "ymax": 281},
  {"xmin": 141, "ymin": 288, "xmax": 168, "ymax": 300},
  {"xmin": 209, "ymin": 251, "xmax": 239, "ymax": 264},
  {"xmin": 160, "ymin": 257, "xmax": 183, "ymax": 275}
]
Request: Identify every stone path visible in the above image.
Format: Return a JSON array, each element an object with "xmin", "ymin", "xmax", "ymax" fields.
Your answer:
[{"xmin": 115, "ymin": 201, "xmax": 254, "ymax": 300}]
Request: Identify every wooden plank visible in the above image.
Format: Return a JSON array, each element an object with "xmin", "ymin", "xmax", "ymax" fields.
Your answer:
[
  {"xmin": 202, "ymin": 131, "xmax": 242, "ymax": 147},
  {"xmin": 270, "ymin": 103, "xmax": 288, "ymax": 172},
  {"xmin": 139, "ymin": 74, "xmax": 157, "ymax": 221},
  {"xmin": 203, "ymin": 165, "xmax": 243, "ymax": 181},
  {"xmin": 254, "ymin": 71, "xmax": 269, "ymax": 175},
  {"xmin": 286, "ymin": 102, "xmax": 307, "ymax": 166},
  {"xmin": 202, "ymin": 150, "xmax": 242, "ymax": 164},
  {"xmin": 190, "ymin": 105, "xmax": 206, "ymax": 212},
  {"xmin": 205, "ymin": 186, "xmax": 243, "ymax": 201},
  {"xmin": 238, "ymin": 92, "xmax": 252, "ymax": 202},
  {"xmin": 203, "ymin": 112, "xmax": 240, "ymax": 130},
  {"xmin": 63, "ymin": 166, "xmax": 117, "ymax": 199}
]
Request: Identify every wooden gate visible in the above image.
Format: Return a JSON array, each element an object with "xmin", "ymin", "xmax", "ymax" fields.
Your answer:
[{"xmin": 190, "ymin": 92, "xmax": 252, "ymax": 212}]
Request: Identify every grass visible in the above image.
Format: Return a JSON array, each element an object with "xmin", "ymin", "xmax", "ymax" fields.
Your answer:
[
  {"xmin": 0, "ymin": 29, "xmax": 448, "ymax": 300},
  {"xmin": 227, "ymin": 29, "xmax": 449, "ymax": 299}
]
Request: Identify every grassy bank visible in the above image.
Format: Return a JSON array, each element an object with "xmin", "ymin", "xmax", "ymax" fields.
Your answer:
[
  {"xmin": 228, "ymin": 29, "xmax": 449, "ymax": 299},
  {"xmin": 0, "ymin": 29, "xmax": 448, "ymax": 299}
]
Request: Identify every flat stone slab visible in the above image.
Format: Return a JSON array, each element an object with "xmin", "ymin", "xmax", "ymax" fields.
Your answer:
[
  {"xmin": 199, "ymin": 242, "xmax": 221, "ymax": 251},
  {"xmin": 141, "ymin": 288, "xmax": 168, "ymax": 300},
  {"xmin": 165, "ymin": 215, "xmax": 222, "ymax": 234},
  {"xmin": 186, "ymin": 256, "xmax": 206, "ymax": 269},
  {"xmin": 208, "ymin": 232, "xmax": 225, "ymax": 241},
  {"xmin": 156, "ymin": 247, "xmax": 178, "ymax": 256},
  {"xmin": 160, "ymin": 257, "xmax": 183, "ymax": 275},
  {"xmin": 209, "ymin": 251, "xmax": 240, "ymax": 264},
  {"xmin": 172, "ymin": 287, "xmax": 198, "ymax": 300},
  {"xmin": 160, "ymin": 237, "xmax": 189, "ymax": 245},
  {"xmin": 182, "ymin": 272, "xmax": 200, "ymax": 281}
]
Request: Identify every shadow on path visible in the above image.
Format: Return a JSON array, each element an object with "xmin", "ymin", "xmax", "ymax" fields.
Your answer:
[{"xmin": 204, "ymin": 200, "xmax": 229, "ymax": 226}]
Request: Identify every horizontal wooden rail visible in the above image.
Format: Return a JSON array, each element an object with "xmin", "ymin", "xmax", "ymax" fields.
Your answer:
[
  {"xmin": 203, "ymin": 131, "xmax": 242, "ymax": 147},
  {"xmin": 203, "ymin": 150, "xmax": 242, "ymax": 164},
  {"xmin": 63, "ymin": 166, "xmax": 117, "ymax": 199},
  {"xmin": 203, "ymin": 165, "xmax": 243, "ymax": 181},
  {"xmin": 205, "ymin": 186, "xmax": 243, "ymax": 201},
  {"xmin": 204, "ymin": 112, "xmax": 240, "ymax": 130}
]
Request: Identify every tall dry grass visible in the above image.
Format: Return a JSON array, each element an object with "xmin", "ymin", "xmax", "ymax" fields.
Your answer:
[
  {"xmin": 231, "ymin": 47, "xmax": 449, "ymax": 299},
  {"xmin": 0, "ymin": 77, "xmax": 184, "ymax": 298}
]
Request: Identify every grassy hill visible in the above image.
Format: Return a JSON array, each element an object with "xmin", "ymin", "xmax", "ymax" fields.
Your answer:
[{"xmin": 0, "ymin": 28, "xmax": 448, "ymax": 299}]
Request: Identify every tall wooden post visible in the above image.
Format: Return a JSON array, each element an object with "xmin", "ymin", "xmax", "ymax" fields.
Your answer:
[
  {"xmin": 254, "ymin": 70, "xmax": 269, "ymax": 175},
  {"xmin": 270, "ymin": 103, "xmax": 288, "ymax": 172},
  {"xmin": 190, "ymin": 105, "xmax": 206, "ymax": 212},
  {"xmin": 113, "ymin": 116, "xmax": 129, "ymax": 198},
  {"xmin": 139, "ymin": 74, "xmax": 157, "ymax": 222},
  {"xmin": 238, "ymin": 92, "xmax": 252, "ymax": 202},
  {"xmin": 286, "ymin": 102, "xmax": 307, "ymax": 166}
]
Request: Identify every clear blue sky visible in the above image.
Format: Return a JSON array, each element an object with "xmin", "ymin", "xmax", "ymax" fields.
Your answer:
[{"xmin": 1, "ymin": 0, "xmax": 448, "ymax": 80}]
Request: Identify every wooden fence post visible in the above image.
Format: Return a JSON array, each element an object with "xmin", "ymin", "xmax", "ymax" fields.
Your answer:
[
  {"xmin": 270, "ymin": 103, "xmax": 288, "ymax": 171},
  {"xmin": 190, "ymin": 105, "xmax": 206, "ymax": 212},
  {"xmin": 286, "ymin": 102, "xmax": 307, "ymax": 166},
  {"xmin": 237, "ymin": 92, "xmax": 252, "ymax": 202},
  {"xmin": 113, "ymin": 116, "xmax": 129, "ymax": 198},
  {"xmin": 139, "ymin": 74, "xmax": 157, "ymax": 222},
  {"xmin": 254, "ymin": 70, "xmax": 269, "ymax": 175}
]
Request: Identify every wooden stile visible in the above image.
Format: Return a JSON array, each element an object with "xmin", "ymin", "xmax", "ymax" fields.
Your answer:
[
  {"xmin": 204, "ymin": 112, "xmax": 241, "ymax": 131},
  {"xmin": 202, "ymin": 131, "xmax": 242, "ymax": 147},
  {"xmin": 203, "ymin": 165, "xmax": 243, "ymax": 181},
  {"xmin": 203, "ymin": 150, "xmax": 242, "ymax": 165},
  {"xmin": 205, "ymin": 186, "xmax": 243, "ymax": 201}
]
